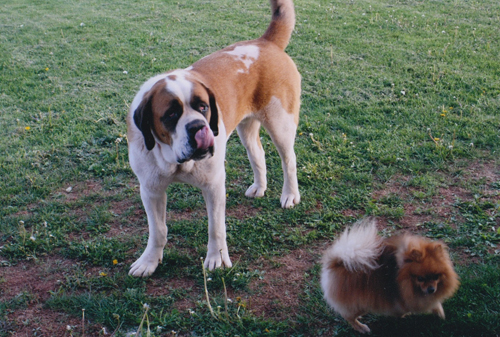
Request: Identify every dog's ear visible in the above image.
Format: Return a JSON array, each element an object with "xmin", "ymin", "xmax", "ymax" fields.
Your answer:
[
  {"xmin": 133, "ymin": 95, "xmax": 156, "ymax": 151},
  {"xmin": 405, "ymin": 249, "xmax": 422, "ymax": 263},
  {"xmin": 431, "ymin": 242, "xmax": 448, "ymax": 259},
  {"xmin": 205, "ymin": 86, "xmax": 219, "ymax": 137},
  {"xmin": 433, "ymin": 243, "xmax": 444, "ymax": 253},
  {"xmin": 209, "ymin": 90, "xmax": 219, "ymax": 137}
]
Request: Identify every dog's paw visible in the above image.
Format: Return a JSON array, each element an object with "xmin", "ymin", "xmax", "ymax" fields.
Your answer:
[
  {"xmin": 245, "ymin": 183, "xmax": 266, "ymax": 198},
  {"xmin": 350, "ymin": 319, "xmax": 371, "ymax": 334},
  {"xmin": 129, "ymin": 250, "xmax": 163, "ymax": 277},
  {"xmin": 204, "ymin": 249, "xmax": 232, "ymax": 270},
  {"xmin": 280, "ymin": 191, "xmax": 300, "ymax": 208}
]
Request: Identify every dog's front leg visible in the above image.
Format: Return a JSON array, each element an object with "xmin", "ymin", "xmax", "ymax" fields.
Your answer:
[
  {"xmin": 129, "ymin": 185, "xmax": 168, "ymax": 277},
  {"xmin": 432, "ymin": 302, "xmax": 445, "ymax": 319},
  {"xmin": 202, "ymin": 182, "xmax": 232, "ymax": 270}
]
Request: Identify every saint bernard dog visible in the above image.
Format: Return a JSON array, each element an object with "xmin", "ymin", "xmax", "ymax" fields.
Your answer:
[{"xmin": 127, "ymin": 0, "xmax": 301, "ymax": 277}]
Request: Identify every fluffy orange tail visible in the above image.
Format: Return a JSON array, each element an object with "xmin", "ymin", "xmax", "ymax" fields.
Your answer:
[
  {"xmin": 322, "ymin": 218, "xmax": 383, "ymax": 273},
  {"xmin": 261, "ymin": 0, "xmax": 296, "ymax": 50}
]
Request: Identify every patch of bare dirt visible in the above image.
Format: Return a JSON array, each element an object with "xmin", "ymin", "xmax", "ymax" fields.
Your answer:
[
  {"xmin": 58, "ymin": 180, "xmax": 106, "ymax": 203},
  {"xmin": 0, "ymin": 258, "xmax": 68, "ymax": 302},
  {"xmin": 371, "ymin": 162, "xmax": 500, "ymax": 233},
  {"xmin": 227, "ymin": 202, "xmax": 262, "ymax": 219},
  {"xmin": 6, "ymin": 307, "xmax": 101, "ymax": 337},
  {"xmin": 341, "ymin": 208, "xmax": 363, "ymax": 218},
  {"xmin": 0, "ymin": 257, "xmax": 102, "ymax": 336},
  {"xmin": 245, "ymin": 248, "xmax": 319, "ymax": 320},
  {"xmin": 148, "ymin": 277, "xmax": 199, "ymax": 313},
  {"xmin": 139, "ymin": 247, "xmax": 324, "ymax": 321},
  {"xmin": 146, "ymin": 277, "xmax": 197, "ymax": 297}
]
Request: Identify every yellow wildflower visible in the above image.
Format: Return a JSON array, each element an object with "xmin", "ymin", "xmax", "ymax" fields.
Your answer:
[
  {"xmin": 100, "ymin": 272, "xmax": 107, "ymax": 277},
  {"xmin": 25, "ymin": 126, "xmax": 31, "ymax": 130},
  {"xmin": 113, "ymin": 259, "xmax": 118, "ymax": 265}
]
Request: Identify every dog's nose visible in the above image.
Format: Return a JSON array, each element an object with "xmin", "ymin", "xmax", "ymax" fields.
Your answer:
[
  {"xmin": 186, "ymin": 120, "xmax": 214, "ymax": 150},
  {"xmin": 427, "ymin": 286, "xmax": 436, "ymax": 294},
  {"xmin": 186, "ymin": 120, "xmax": 205, "ymax": 135}
]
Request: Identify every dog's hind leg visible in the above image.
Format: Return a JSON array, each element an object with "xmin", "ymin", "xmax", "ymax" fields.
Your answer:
[
  {"xmin": 237, "ymin": 117, "xmax": 267, "ymax": 198},
  {"xmin": 261, "ymin": 96, "xmax": 300, "ymax": 208},
  {"xmin": 129, "ymin": 183, "xmax": 169, "ymax": 277}
]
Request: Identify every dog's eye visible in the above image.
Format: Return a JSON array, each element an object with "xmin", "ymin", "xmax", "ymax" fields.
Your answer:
[
  {"xmin": 417, "ymin": 276, "xmax": 425, "ymax": 282},
  {"xmin": 162, "ymin": 100, "xmax": 183, "ymax": 122},
  {"xmin": 165, "ymin": 110, "xmax": 179, "ymax": 120},
  {"xmin": 197, "ymin": 103, "xmax": 209, "ymax": 114},
  {"xmin": 430, "ymin": 274, "xmax": 440, "ymax": 280}
]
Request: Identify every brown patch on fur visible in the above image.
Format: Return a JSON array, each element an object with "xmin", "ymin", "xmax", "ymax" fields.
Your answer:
[
  {"xmin": 189, "ymin": 79, "xmax": 216, "ymax": 131},
  {"xmin": 149, "ymin": 80, "xmax": 176, "ymax": 145},
  {"xmin": 191, "ymin": 38, "xmax": 300, "ymax": 135}
]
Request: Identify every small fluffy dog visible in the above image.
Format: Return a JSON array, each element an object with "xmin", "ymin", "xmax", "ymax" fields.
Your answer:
[{"xmin": 321, "ymin": 218, "xmax": 459, "ymax": 334}]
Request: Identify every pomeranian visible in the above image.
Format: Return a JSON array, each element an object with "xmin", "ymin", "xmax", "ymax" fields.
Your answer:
[{"xmin": 321, "ymin": 218, "xmax": 459, "ymax": 334}]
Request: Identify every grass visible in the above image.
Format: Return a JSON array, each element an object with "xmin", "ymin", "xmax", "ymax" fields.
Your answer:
[{"xmin": 1, "ymin": 0, "xmax": 499, "ymax": 335}]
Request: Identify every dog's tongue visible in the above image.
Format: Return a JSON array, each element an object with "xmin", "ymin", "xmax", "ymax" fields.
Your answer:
[{"xmin": 195, "ymin": 126, "xmax": 215, "ymax": 150}]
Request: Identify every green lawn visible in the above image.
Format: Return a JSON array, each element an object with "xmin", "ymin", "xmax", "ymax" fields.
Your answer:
[{"xmin": 1, "ymin": 0, "xmax": 499, "ymax": 336}]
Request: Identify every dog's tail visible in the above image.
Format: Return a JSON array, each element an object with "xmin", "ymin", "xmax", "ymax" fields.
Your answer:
[
  {"xmin": 322, "ymin": 218, "xmax": 383, "ymax": 273},
  {"xmin": 261, "ymin": 0, "xmax": 296, "ymax": 50}
]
